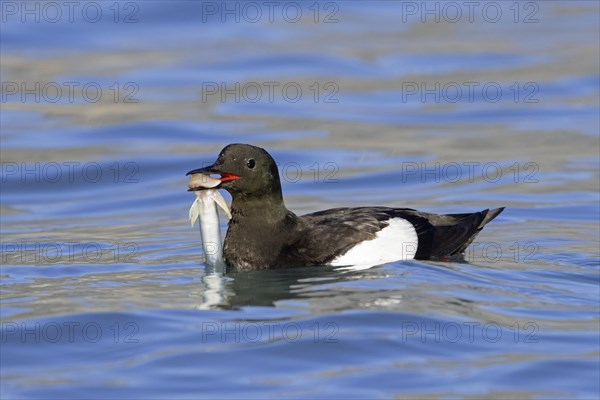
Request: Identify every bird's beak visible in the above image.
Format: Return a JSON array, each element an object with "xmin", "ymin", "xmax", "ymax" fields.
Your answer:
[{"xmin": 186, "ymin": 165, "xmax": 215, "ymax": 176}]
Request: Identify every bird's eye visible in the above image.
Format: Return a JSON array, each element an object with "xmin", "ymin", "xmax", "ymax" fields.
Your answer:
[{"xmin": 247, "ymin": 159, "xmax": 256, "ymax": 169}]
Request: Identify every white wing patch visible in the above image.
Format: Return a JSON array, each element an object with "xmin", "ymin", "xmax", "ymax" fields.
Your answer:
[{"xmin": 329, "ymin": 218, "xmax": 418, "ymax": 267}]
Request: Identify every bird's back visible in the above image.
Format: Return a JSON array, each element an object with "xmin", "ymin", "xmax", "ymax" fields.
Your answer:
[{"xmin": 296, "ymin": 206, "xmax": 505, "ymax": 263}]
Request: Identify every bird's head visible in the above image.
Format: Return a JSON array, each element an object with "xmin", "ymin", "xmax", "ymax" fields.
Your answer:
[{"xmin": 187, "ymin": 144, "xmax": 282, "ymax": 199}]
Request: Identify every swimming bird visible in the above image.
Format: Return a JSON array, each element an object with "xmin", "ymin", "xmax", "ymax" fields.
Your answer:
[{"xmin": 187, "ymin": 144, "xmax": 505, "ymax": 271}]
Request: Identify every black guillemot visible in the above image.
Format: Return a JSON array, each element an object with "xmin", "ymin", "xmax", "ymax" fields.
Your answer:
[{"xmin": 187, "ymin": 144, "xmax": 505, "ymax": 271}]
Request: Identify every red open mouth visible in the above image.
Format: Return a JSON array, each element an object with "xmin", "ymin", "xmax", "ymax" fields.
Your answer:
[{"xmin": 220, "ymin": 173, "xmax": 240, "ymax": 182}]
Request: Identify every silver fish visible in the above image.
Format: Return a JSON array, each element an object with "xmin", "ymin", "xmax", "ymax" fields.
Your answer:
[{"xmin": 188, "ymin": 173, "xmax": 231, "ymax": 271}]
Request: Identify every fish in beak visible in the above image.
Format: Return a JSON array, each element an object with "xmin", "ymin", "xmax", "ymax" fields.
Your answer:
[
  {"xmin": 187, "ymin": 169, "xmax": 232, "ymax": 271},
  {"xmin": 186, "ymin": 166, "xmax": 240, "ymax": 192}
]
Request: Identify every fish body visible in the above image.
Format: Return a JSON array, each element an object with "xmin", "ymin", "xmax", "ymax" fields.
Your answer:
[{"xmin": 188, "ymin": 173, "xmax": 231, "ymax": 271}]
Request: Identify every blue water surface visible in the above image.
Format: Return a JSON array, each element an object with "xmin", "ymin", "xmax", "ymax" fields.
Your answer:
[{"xmin": 1, "ymin": 1, "xmax": 599, "ymax": 399}]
